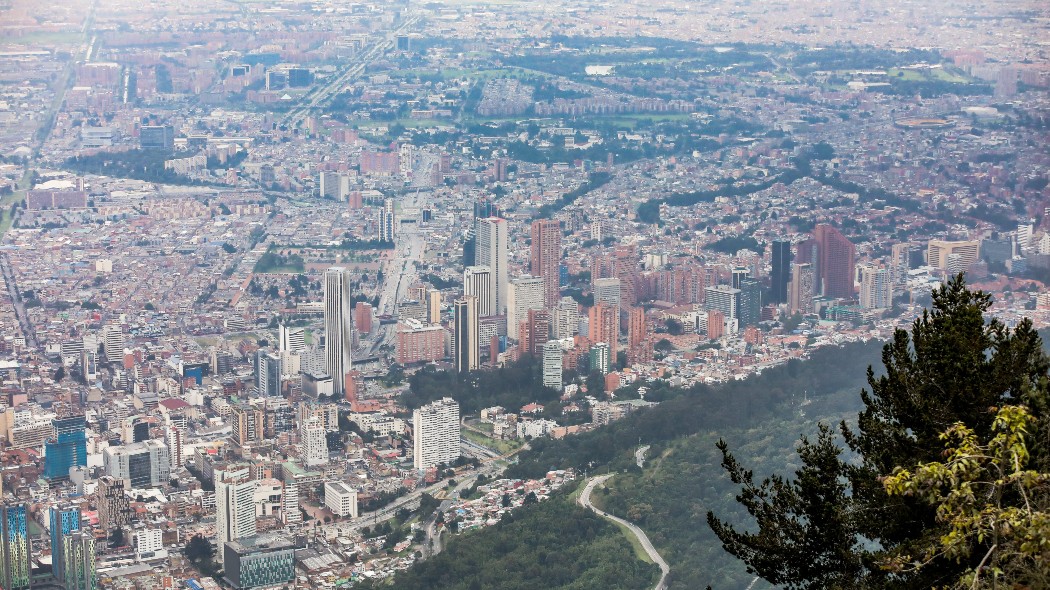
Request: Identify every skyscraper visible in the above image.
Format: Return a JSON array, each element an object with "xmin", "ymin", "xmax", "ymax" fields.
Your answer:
[
  {"xmin": 44, "ymin": 415, "xmax": 87, "ymax": 481},
  {"xmin": 324, "ymin": 267, "xmax": 353, "ymax": 398},
  {"xmin": 254, "ymin": 349, "xmax": 281, "ymax": 397},
  {"xmin": 588, "ymin": 302, "xmax": 618, "ymax": 359},
  {"xmin": 475, "ymin": 218, "xmax": 508, "ymax": 314},
  {"xmin": 96, "ymin": 476, "xmax": 131, "ymax": 532},
  {"xmin": 0, "ymin": 503, "xmax": 30, "ymax": 590},
  {"xmin": 216, "ymin": 467, "xmax": 257, "ymax": 545},
  {"xmin": 542, "ymin": 341, "xmax": 563, "ymax": 389},
  {"xmin": 860, "ymin": 265, "xmax": 893, "ymax": 310},
  {"xmin": 738, "ymin": 278, "xmax": 762, "ymax": 328},
  {"xmin": 553, "ymin": 296, "xmax": 580, "ymax": 339},
  {"xmin": 61, "ymin": 530, "xmax": 96, "ymax": 590},
  {"xmin": 705, "ymin": 285, "xmax": 742, "ymax": 322},
  {"xmin": 454, "ymin": 296, "xmax": 479, "ymax": 373},
  {"xmin": 521, "ymin": 308, "xmax": 551, "ymax": 357},
  {"xmin": 49, "ymin": 504, "xmax": 80, "ymax": 583},
  {"xmin": 102, "ymin": 440, "xmax": 170, "ymax": 488},
  {"xmin": 813, "ymin": 224, "xmax": 856, "ymax": 299},
  {"xmin": 379, "ymin": 198, "xmax": 395, "ymax": 243},
  {"xmin": 463, "ymin": 266, "xmax": 494, "ymax": 316},
  {"xmin": 507, "ymin": 276, "xmax": 545, "ymax": 340},
  {"xmin": 770, "ymin": 241, "xmax": 792, "ymax": 304},
  {"xmin": 300, "ymin": 416, "xmax": 329, "ymax": 467},
  {"xmin": 789, "ymin": 262, "xmax": 816, "ymax": 314},
  {"xmin": 278, "ymin": 324, "xmax": 306, "ymax": 354},
  {"xmin": 413, "ymin": 397, "xmax": 460, "ymax": 470},
  {"xmin": 530, "ymin": 219, "xmax": 561, "ymax": 308}
]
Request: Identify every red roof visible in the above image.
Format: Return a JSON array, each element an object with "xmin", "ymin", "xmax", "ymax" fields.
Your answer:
[{"xmin": 159, "ymin": 398, "xmax": 190, "ymax": 410}]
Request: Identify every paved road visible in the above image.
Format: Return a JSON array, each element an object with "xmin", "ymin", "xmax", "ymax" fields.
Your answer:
[
  {"xmin": 579, "ymin": 474, "xmax": 670, "ymax": 590},
  {"xmin": 0, "ymin": 255, "xmax": 37, "ymax": 350},
  {"xmin": 635, "ymin": 445, "xmax": 650, "ymax": 469}
]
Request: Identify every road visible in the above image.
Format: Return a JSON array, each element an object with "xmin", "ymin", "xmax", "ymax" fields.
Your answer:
[
  {"xmin": 579, "ymin": 474, "xmax": 670, "ymax": 590},
  {"xmin": 0, "ymin": 254, "xmax": 38, "ymax": 350}
]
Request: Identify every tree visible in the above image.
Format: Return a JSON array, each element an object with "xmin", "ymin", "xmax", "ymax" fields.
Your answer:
[
  {"xmin": 708, "ymin": 274, "xmax": 1050, "ymax": 588},
  {"xmin": 883, "ymin": 405, "xmax": 1050, "ymax": 589},
  {"xmin": 109, "ymin": 528, "xmax": 126, "ymax": 548},
  {"xmin": 184, "ymin": 534, "xmax": 214, "ymax": 563}
]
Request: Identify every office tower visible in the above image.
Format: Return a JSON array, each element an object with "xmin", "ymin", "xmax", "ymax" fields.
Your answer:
[
  {"xmin": 164, "ymin": 422, "xmax": 185, "ymax": 469},
  {"xmin": 0, "ymin": 503, "xmax": 30, "ymax": 590},
  {"xmin": 588, "ymin": 302, "xmax": 618, "ymax": 359},
  {"xmin": 463, "ymin": 266, "xmax": 494, "ymax": 316},
  {"xmin": 1017, "ymin": 221, "xmax": 1034, "ymax": 253},
  {"xmin": 96, "ymin": 476, "xmax": 131, "ymax": 532},
  {"xmin": 324, "ymin": 267, "xmax": 353, "ymax": 399},
  {"xmin": 232, "ymin": 404, "xmax": 265, "ymax": 447},
  {"xmin": 324, "ymin": 481, "xmax": 358, "ymax": 517},
  {"xmin": 223, "ymin": 535, "xmax": 296, "ymax": 590},
  {"xmin": 788, "ymin": 263, "xmax": 816, "ymax": 314},
  {"xmin": 627, "ymin": 307, "xmax": 647, "ymax": 348},
  {"xmin": 379, "ymin": 198, "xmax": 395, "ymax": 242},
  {"xmin": 860, "ymin": 265, "xmax": 893, "ymax": 310},
  {"xmin": 102, "ymin": 440, "xmax": 170, "ymax": 488},
  {"xmin": 521, "ymin": 308, "xmax": 551, "ymax": 357},
  {"xmin": 707, "ymin": 310, "xmax": 726, "ymax": 340},
  {"xmin": 596, "ymin": 277, "xmax": 617, "ymax": 319},
  {"xmin": 926, "ymin": 239, "xmax": 981, "ymax": 273},
  {"xmin": 50, "ymin": 504, "xmax": 80, "ymax": 583},
  {"xmin": 45, "ymin": 415, "xmax": 88, "ymax": 480},
  {"xmin": 475, "ymin": 217, "xmax": 509, "ymax": 314},
  {"xmin": 139, "ymin": 125, "xmax": 174, "ymax": 151},
  {"xmin": 530, "ymin": 219, "xmax": 562, "ymax": 308},
  {"xmin": 412, "ymin": 397, "xmax": 460, "ymax": 470},
  {"xmin": 103, "ymin": 325, "xmax": 124, "ymax": 364},
  {"xmin": 542, "ymin": 341, "xmax": 563, "ymax": 389},
  {"xmin": 770, "ymin": 241, "xmax": 792, "ymax": 304},
  {"xmin": 254, "ymin": 349, "xmax": 281, "ymax": 397},
  {"xmin": 589, "ymin": 343, "xmax": 610, "ymax": 375},
  {"xmin": 216, "ymin": 468, "xmax": 257, "ymax": 545},
  {"xmin": 300, "ymin": 417, "xmax": 328, "ymax": 467},
  {"xmin": 705, "ymin": 285, "xmax": 742, "ymax": 320},
  {"xmin": 319, "ymin": 171, "xmax": 340, "ymax": 199},
  {"xmin": 738, "ymin": 278, "xmax": 762, "ymax": 327},
  {"xmin": 890, "ymin": 243, "xmax": 913, "ymax": 289},
  {"xmin": 553, "ymin": 296, "xmax": 580, "ymax": 339},
  {"xmin": 812, "ymin": 224, "xmax": 856, "ymax": 299},
  {"xmin": 731, "ymin": 267, "xmax": 750, "ymax": 289},
  {"xmin": 427, "ymin": 289, "xmax": 442, "ymax": 324},
  {"xmin": 454, "ymin": 296, "xmax": 479, "ymax": 373},
  {"xmin": 507, "ymin": 276, "xmax": 545, "ymax": 340},
  {"xmin": 354, "ymin": 302, "xmax": 373, "ymax": 334},
  {"xmin": 61, "ymin": 530, "xmax": 96, "ymax": 590},
  {"xmin": 473, "ymin": 198, "xmax": 502, "ymax": 220},
  {"xmin": 278, "ymin": 325, "xmax": 305, "ymax": 354}
]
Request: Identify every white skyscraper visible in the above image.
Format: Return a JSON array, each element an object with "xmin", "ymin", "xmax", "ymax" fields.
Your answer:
[
  {"xmin": 413, "ymin": 397, "xmax": 460, "ymax": 470},
  {"xmin": 860, "ymin": 265, "xmax": 893, "ymax": 310},
  {"xmin": 463, "ymin": 266, "xmax": 494, "ymax": 317},
  {"xmin": 542, "ymin": 340, "xmax": 563, "ymax": 389},
  {"xmin": 279, "ymin": 325, "xmax": 306, "ymax": 354},
  {"xmin": 379, "ymin": 198, "xmax": 395, "ymax": 243},
  {"xmin": 593, "ymin": 277, "xmax": 622, "ymax": 330},
  {"xmin": 103, "ymin": 325, "xmax": 124, "ymax": 365},
  {"xmin": 553, "ymin": 296, "xmax": 580, "ymax": 339},
  {"xmin": 324, "ymin": 267, "xmax": 353, "ymax": 398},
  {"xmin": 215, "ymin": 467, "xmax": 256, "ymax": 545},
  {"xmin": 507, "ymin": 275, "xmax": 545, "ymax": 340},
  {"xmin": 475, "ymin": 217, "xmax": 508, "ymax": 315},
  {"xmin": 300, "ymin": 417, "xmax": 329, "ymax": 467}
]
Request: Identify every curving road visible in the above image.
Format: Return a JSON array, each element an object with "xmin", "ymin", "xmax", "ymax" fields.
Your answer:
[{"xmin": 578, "ymin": 474, "xmax": 670, "ymax": 590}]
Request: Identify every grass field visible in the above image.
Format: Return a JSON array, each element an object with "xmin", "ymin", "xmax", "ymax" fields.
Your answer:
[{"xmin": 461, "ymin": 427, "xmax": 523, "ymax": 455}]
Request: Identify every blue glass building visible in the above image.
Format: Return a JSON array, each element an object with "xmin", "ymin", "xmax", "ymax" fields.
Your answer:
[
  {"xmin": 50, "ymin": 504, "xmax": 81, "ymax": 582},
  {"xmin": 44, "ymin": 416, "xmax": 87, "ymax": 481},
  {"xmin": 0, "ymin": 503, "xmax": 30, "ymax": 590}
]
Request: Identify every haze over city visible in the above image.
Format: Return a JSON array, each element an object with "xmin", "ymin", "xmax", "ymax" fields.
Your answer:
[{"xmin": 0, "ymin": 0, "xmax": 1047, "ymax": 589}]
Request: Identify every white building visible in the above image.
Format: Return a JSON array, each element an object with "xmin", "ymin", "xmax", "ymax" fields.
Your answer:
[
  {"xmin": 542, "ymin": 340, "xmax": 563, "ymax": 389},
  {"xmin": 215, "ymin": 466, "xmax": 257, "ymax": 545},
  {"xmin": 132, "ymin": 529, "xmax": 167, "ymax": 561},
  {"xmin": 859, "ymin": 265, "xmax": 893, "ymax": 310},
  {"xmin": 552, "ymin": 297, "xmax": 579, "ymax": 339},
  {"xmin": 102, "ymin": 440, "xmax": 169, "ymax": 488},
  {"xmin": 300, "ymin": 417, "xmax": 329, "ymax": 467},
  {"xmin": 463, "ymin": 266, "xmax": 494, "ymax": 317},
  {"xmin": 413, "ymin": 397, "xmax": 460, "ymax": 470},
  {"xmin": 324, "ymin": 480, "xmax": 358, "ymax": 517},
  {"xmin": 507, "ymin": 275, "xmax": 545, "ymax": 340},
  {"xmin": 475, "ymin": 217, "xmax": 508, "ymax": 315},
  {"xmin": 324, "ymin": 267, "xmax": 353, "ymax": 398}
]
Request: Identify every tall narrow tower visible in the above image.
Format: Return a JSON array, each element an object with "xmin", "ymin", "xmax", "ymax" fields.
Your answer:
[
  {"xmin": 324, "ymin": 267, "xmax": 353, "ymax": 398},
  {"xmin": 454, "ymin": 296, "xmax": 479, "ymax": 373},
  {"xmin": 530, "ymin": 219, "xmax": 562, "ymax": 308},
  {"xmin": 475, "ymin": 218, "xmax": 508, "ymax": 315}
]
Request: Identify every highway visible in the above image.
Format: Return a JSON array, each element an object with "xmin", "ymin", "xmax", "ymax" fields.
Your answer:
[
  {"xmin": 281, "ymin": 14, "xmax": 422, "ymax": 129},
  {"xmin": 579, "ymin": 474, "xmax": 670, "ymax": 590}
]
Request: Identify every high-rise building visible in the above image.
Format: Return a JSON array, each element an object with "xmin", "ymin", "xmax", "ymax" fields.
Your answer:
[
  {"xmin": 278, "ymin": 325, "xmax": 306, "ymax": 354},
  {"xmin": 530, "ymin": 219, "xmax": 562, "ymax": 308},
  {"xmin": 705, "ymin": 285, "xmax": 742, "ymax": 320},
  {"xmin": 44, "ymin": 415, "xmax": 87, "ymax": 480},
  {"xmin": 216, "ymin": 467, "xmax": 257, "ymax": 545},
  {"xmin": 427, "ymin": 289, "xmax": 442, "ymax": 324},
  {"xmin": 396, "ymin": 320, "xmax": 447, "ymax": 365},
  {"xmin": 379, "ymin": 198, "xmax": 395, "ymax": 242},
  {"xmin": 521, "ymin": 308, "xmax": 551, "ymax": 357},
  {"xmin": 593, "ymin": 277, "xmax": 622, "ymax": 324},
  {"xmin": 254, "ymin": 349, "xmax": 281, "ymax": 397},
  {"xmin": 731, "ymin": 267, "xmax": 750, "ymax": 289},
  {"xmin": 96, "ymin": 476, "xmax": 131, "ymax": 532},
  {"xmin": 0, "ymin": 503, "xmax": 30, "ymax": 590},
  {"xmin": 324, "ymin": 267, "xmax": 353, "ymax": 399},
  {"xmin": 788, "ymin": 263, "xmax": 816, "ymax": 314},
  {"xmin": 553, "ymin": 297, "xmax": 580, "ymax": 339},
  {"xmin": 232, "ymin": 404, "xmax": 265, "ymax": 447},
  {"xmin": 103, "ymin": 325, "xmax": 124, "ymax": 365},
  {"xmin": 454, "ymin": 296, "xmax": 479, "ymax": 373},
  {"xmin": 738, "ymin": 278, "xmax": 762, "ymax": 327},
  {"xmin": 61, "ymin": 530, "xmax": 96, "ymax": 590},
  {"xmin": 507, "ymin": 276, "xmax": 545, "ymax": 340},
  {"xmin": 354, "ymin": 301, "xmax": 373, "ymax": 334},
  {"xmin": 102, "ymin": 440, "xmax": 170, "ymax": 488},
  {"xmin": 890, "ymin": 243, "xmax": 913, "ymax": 290},
  {"xmin": 463, "ymin": 266, "xmax": 494, "ymax": 316},
  {"xmin": 589, "ymin": 343, "xmax": 610, "ymax": 375},
  {"xmin": 770, "ymin": 241, "xmax": 792, "ymax": 304},
  {"xmin": 223, "ymin": 535, "xmax": 296, "ymax": 590},
  {"xmin": 139, "ymin": 125, "xmax": 174, "ymax": 151},
  {"xmin": 412, "ymin": 397, "xmax": 460, "ymax": 470},
  {"xmin": 627, "ymin": 307, "xmax": 647, "ymax": 348},
  {"xmin": 927, "ymin": 239, "xmax": 981, "ymax": 273},
  {"xmin": 300, "ymin": 417, "xmax": 328, "ymax": 467},
  {"xmin": 588, "ymin": 303, "xmax": 618, "ymax": 359},
  {"xmin": 49, "ymin": 504, "xmax": 80, "ymax": 583},
  {"xmin": 860, "ymin": 265, "xmax": 893, "ymax": 310},
  {"xmin": 542, "ymin": 341, "xmax": 563, "ymax": 389},
  {"xmin": 813, "ymin": 224, "xmax": 856, "ymax": 299},
  {"xmin": 323, "ymin": 481, "xmax": 358, "ymax": 517},
  {"xmin": 475, "ymin": 217, "xmax": 509, "ymax": 314}
]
